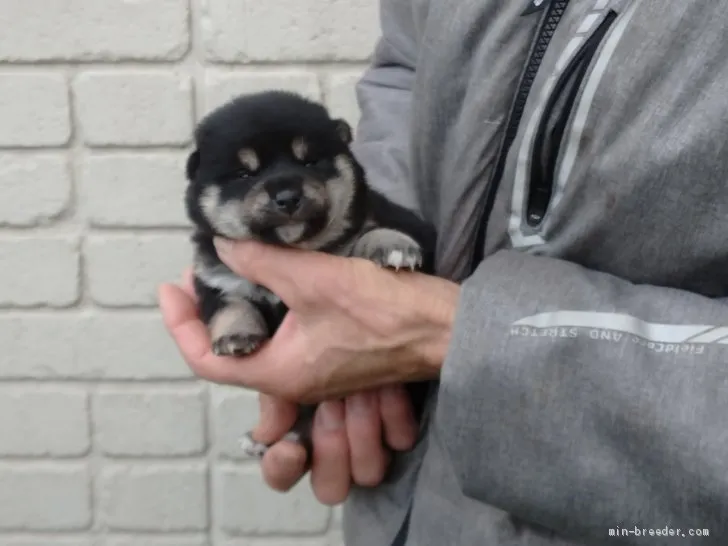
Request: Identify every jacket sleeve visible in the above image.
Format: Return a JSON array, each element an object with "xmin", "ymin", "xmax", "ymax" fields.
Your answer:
[
  {"xmin": 349, "ymin": 0, "xmax": 422, "ymax": 214},
  {"xmin": 438, "ymin": 248, "xmax": 728, "ymax": 542}
]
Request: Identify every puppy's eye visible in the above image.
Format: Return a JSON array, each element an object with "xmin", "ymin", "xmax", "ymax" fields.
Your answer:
[
  {"xmin": 303, "ymin": 158, "xmax": 324, "ymax": 168},
  {"xmin": 235, "ymin": 168, "xmax": 252, "ymax": 178}
]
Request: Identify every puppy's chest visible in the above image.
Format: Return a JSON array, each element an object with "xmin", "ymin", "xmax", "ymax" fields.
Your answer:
[{"xmin": 196, "ymin": 262, "xmax": 281, "ymax": 306}]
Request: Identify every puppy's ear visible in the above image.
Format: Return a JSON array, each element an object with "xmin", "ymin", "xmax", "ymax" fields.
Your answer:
[
  {"xmin": 186, "ymin": 150, "xmax": 200, "ymax": 180},
  {"xmin": 334, "ymin": 119, "xmax": 353, "ymax": 144}
]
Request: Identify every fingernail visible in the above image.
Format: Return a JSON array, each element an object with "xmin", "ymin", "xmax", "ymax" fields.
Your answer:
[
  {"xmin": 348, "ymin": 393, "xmax": 372, "ymax": 416},
  {"xmin": 317, "ymin": 401, "xmax": 344, "ymax": 431},
  {"xmin": 213, "ymin": 237, "xmax": 233, "ymax": 256}
]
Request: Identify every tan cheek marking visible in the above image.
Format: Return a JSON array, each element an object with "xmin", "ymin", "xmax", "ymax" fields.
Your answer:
[
  {"xmin": 302, "ymin": 181, "xmax": 327, "ymax": 204},
  {"xmin": 199, "ymin": 185, "xmax": 253, "ymax": 239},
  {"xmin": 294, "ymin": 154, "xmax": 356, "ymax": 251},
  {"xmin": 329, "ymin": 155, "xmax": 356, "ymax": 214},
  {"xmin": 252, "ymin": 190, "xmax": 270, "ymax": 209},
  {"xmin": 200, "ymin": 186, "xmax": 221, "ymax": 218},
  {"xmin": 238, "ymin": 148, "xmax": 260, "ymax": 171},
  {"xmin": 292, "ymin": 137, "xmax": 308, "ymax": 161}
]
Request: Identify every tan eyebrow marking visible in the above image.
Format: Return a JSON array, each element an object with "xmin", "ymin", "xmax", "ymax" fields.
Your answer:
[
  {"xmin": 292, "ymin": 137, "xmax": 308, "ymax": 161},
  {"xmin": 237, "ymin": 148, "xmax": 260, "ymax": 171}
]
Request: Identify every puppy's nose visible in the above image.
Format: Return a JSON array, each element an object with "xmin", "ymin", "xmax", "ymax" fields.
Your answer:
[{"xmin": 272, "ymin": 187, "xmax": 303, "ymax": 214}]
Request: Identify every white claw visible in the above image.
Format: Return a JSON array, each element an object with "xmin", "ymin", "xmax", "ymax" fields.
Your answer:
[
  {"xmin": 386, "ymin": 250, "xmax": 405, "ymax": 269},
  {"xmin": 378, "ymin": 247, "xmax": 423, "ymax": 271}
]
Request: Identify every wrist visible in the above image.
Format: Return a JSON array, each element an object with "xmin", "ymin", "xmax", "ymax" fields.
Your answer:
[{"xmin": 409, "ymin": 276, "xmax": 460, "ymax": 378}]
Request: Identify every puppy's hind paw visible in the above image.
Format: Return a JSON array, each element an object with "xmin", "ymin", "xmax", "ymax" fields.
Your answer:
[
  {"xmin": 212, "ymin": 334, "xmax": 265, "ymax": 357},
  {"xmin": 239, "ymin": 431, "xmax": 269, "ymax": 459}
]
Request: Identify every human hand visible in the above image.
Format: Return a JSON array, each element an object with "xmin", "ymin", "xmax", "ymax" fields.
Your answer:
[
  {"xmin": 159, "ymin": 238, "xmax": 459, "ymax": 402},
  {"xmin": 159, "ymin": 267, "xmax": 423, "ymax": 504},
  {"xmin": 248, "ymin": 388, "xmax": 419, "ymax": 504}
]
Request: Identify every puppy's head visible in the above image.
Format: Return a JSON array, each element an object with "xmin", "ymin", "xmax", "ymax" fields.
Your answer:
[{"xmin": 185, "ymin": 91, "xmax": 365, "ymax": 249}]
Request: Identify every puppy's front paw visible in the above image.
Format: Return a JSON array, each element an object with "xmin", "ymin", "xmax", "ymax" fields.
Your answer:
[
  {"xmin": 352, "ymin": 228, "xmax": 423, "ymax": 271},
  {"xmin": 376, "ymin": 245, "xmax": 422, "ymax": 270},
  {"xmin": 211, "ymin": 334, "xmax": 265, "ymax": 357}
]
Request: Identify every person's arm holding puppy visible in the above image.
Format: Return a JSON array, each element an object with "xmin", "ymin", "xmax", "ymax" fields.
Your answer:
[
  {"xmin": 163, "ymin": 241, "xmax": 457, "ymax": 401},
  {"xmin": 160, "ymin": 243, "xmax": 459, "ymax": 500}
]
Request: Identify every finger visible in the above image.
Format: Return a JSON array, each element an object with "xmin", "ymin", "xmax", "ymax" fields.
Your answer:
[
  {"xmin": 213, "ymin": 238, "xmax": 345, "ymax": 308},
  {"xmin": 379, "ymin": 385, "xmax": 418, "ymax": 451},
  {"xmin": 260, "ymin": 441, "xmax": 309, "ymax": 492},
  {"xmin": 158, "ymin": 283, "xmax": 264, "ymax": 386},
  {"xmin": 180, "ymin": 267, "xmax": 196, "ymax": 299},
  {"xmin": 310, "ymin": 400, "xmax": 351, "ymax": 505},
  {"xmin": 253, "ymin": 394, "xmax": 298, "ymax": 445},
  {"xmin": 345, "ymin": 391, "xmax": 389, "ymax": 486}
]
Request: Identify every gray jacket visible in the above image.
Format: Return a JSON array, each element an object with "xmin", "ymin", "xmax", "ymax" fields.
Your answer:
[{"xmin": 343, "ymin": 0, "xmax": 728, "ymax": 544}]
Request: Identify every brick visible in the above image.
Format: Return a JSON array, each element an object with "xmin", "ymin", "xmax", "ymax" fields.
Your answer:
[
  {"xmin": 215, "ymin": 465, "xmax": 330, "ymax": 536},
  {"xmin": 103, "ymin": 538, "xmax": 209, "ymax": 546},
  {"xmin": 202, "ymin": 0, "xmax": 379, "ymax": 62},
  {"xmin": 0, "ymin": 237, "xmax": 79, "ymax": 307},
  {"xmin": 0, "ymin": 73, "xmax": 70, "ymax": 147},
  {"xmin": 75, "ymin": 314, "xmax": 193, "ymax": 379},
  {"xmin": 0, "ymin": 0, "xmax": 189, "ymax": 62},
  {"xmin": 99, "ymin": 463, "xmax": 208, "ymax": 532},
  {"xmin": 0, "ymin": 388, "xmax": 89, "ymax": 457},
  {"xmin": 0, "ymin": 463, "xmax": 91, "ymax": 531},
  {"xmin": 85, "ymin": 235, "xmax": 192, "ymax": 307},
  {"xmin": 74, "ymin": 72, "xmax": 193, "ymax": 147},
  {"xmin": 211, "ymin": 385, "xmax": 260, "ymax": 460},
  {"xmin": 80, "ymin": 153, "xmax": 190, "ymax": 227},
  {"xmin": 0, "ymin": 314, "xmax": 193, "ymax": 380},
  {"xmin": 327, "ymin": 530, "xmax": 345, "ymax": 546},
  {"xmin": 203, "ymin": 70, "xmax": 320, "ymax": 115},
  {"xmin": 94, "ymin": 386, "xmax": 207, "ymax": 457},
  {"xmin": 331, "ymin": 505, "xmax": 344, "ymax": 528},
  {"xmin": 4, "ymin": 539, "xmax": 93, "ymax": 546},
  {"xmin": 219, "ymin": 536, "xmax": 332, "ymax": 546},
  {"xmin": 323, "ymin": 70, "xmax": 366, "ymax": 128},
  {"xmin": 0, "ymin": 153, "xmax": 71, "ymax": 226}
]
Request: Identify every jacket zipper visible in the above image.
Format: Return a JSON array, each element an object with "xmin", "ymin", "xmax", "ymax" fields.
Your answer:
[
  {"xmin": 470, "ymin": 0, "xmax": 572, "ymax": 270},
  {"xmin": 526, "ymin": 10, "xmax": 618, "ymax": 226}
]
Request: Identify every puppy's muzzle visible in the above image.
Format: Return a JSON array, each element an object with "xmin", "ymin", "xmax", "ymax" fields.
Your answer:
[
  {"xmin": 265, "ymin": 176, "xmax": 304, "ymax": 215},
  {"xmin": 271, "ymin": 187, "xmax": 303, "ymax": 214}
]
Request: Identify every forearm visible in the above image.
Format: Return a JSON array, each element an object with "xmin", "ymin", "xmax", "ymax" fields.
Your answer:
[{"xmin": 437, "ymin": 249, "xmax": 728, "ymax": 542}]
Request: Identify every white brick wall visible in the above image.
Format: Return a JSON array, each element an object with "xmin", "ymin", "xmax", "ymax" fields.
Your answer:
[{"xmin": 0, "ymin": 0, "xmax": 378, "ymax": 543}]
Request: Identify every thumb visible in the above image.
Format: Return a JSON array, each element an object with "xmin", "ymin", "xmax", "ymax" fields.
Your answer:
[{"xmin": 213, "ymin": 237, "xmax": 341, "ymax": 307}]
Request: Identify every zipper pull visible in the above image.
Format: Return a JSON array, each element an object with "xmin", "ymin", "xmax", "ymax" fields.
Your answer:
[{"xmin": 522, "ymin": 0, "xmax": 551, "ymax": 16}]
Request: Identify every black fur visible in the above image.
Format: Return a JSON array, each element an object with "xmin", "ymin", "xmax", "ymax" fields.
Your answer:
[{"xmin": 184, "ymin": 90, "xmax": 436, "ymax": 456}]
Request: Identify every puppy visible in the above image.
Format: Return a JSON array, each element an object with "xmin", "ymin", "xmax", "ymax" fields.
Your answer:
[{"xmin": 184, "ymin": 90, "xmax": 436, "ymax": 457}]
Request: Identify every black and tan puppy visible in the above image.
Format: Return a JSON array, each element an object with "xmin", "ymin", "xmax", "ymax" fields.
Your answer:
[{"xmin": 185, "ymin": 90, "xmax": 436, "ymax": 456}]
